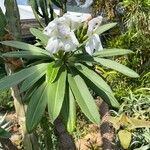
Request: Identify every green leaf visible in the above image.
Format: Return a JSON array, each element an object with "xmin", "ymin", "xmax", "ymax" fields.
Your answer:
[
  {"xmin": 2, "ymin": 51, "xmax": 49, "ymax": 59},
  {"xmin": 61, "ymin": 86, "xmax": 76, "ymax": 133},
  {"xmin": 0, "ymin": 127, "xmax": 11, "ymax": 138},
  {"xmin": 26, "ymin": 82, "xmax": 48, "ymax": 132},
  {"xmin": 76, "ymin": 64, "xmax": 119, "ymax": 107},
  {"xmin": 51, "ymin": 0, "xmax": 63, "ymax": 8},
  {"xmin": 0, "ymin": 41, "xmax": 50, "ymax": 55},
  {"xmin": 73, "ymin": 53, "xmax": 94, "ymax": 63},
  {"xmin": 118, "ymin": 130, "xmax": 132, "ymax": 149},
  {"xmin": 68, "ymin": 72, "xmax": 100, "ymax": 125},
  {"xmin": 46, "ymin": 62, "xmax": 60, "ymax": 83},
  {"xmin": 93, "ymin": 49, "xmax": 133, "ymax": 57},
  {"xmin": 30, "ymin": 28, "xmax": 49, "ymax": 46},
  {"xmin": 20, "ymin": 65, "xmax": 47, "ymax": 93},
  {"xmin": 48, "ymin": 69, "xmax": 67, "ymax": 122},
  {"xmin": 94, "ymin": 23, "xmax": 117, "ymax": 35},
  {"xmin": 84, "ymin": 75, "xmax": 119, "ymax": 107},
  {"xmin": 0, "ymin": 8, "xmax": 7, "ymax": 36},
  {"xmin": 94, "ymin": 58, "xmax": 139, "ymax": 78},
  {"xmin": 67, "ymin": 88, "xmax": 76, "ymax": 133},
  {"xmin": 0, "ymin": 63, "xmax": 48, "ymax": 91},
  {"xmin": 76, "ymin": 64, "xmax": 112, "ymax": 94}
]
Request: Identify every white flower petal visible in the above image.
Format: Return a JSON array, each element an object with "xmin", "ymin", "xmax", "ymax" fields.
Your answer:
[
  {"xmin": 46, "ymin": 37, "xmax": 62, "ymax": 54},
  {"xmin": 85, "ymin": 34, "xmax": 103, "ymax": 55},
  {"xmin": 63, "ymin": 13, "xmax": 88, "ymax": 30},
  {"xmin": 87, "ymin": 16, "xmax": 103, "ymax": 34},
  {"xmin": 44, "ymin": 14, "xmax": 81, "ymax": 54},
  {"xmin": 43, "ymin": 18, "xmax": 59, "ymax": 37},
  {"xmin": 69, "ymin": 31, "xmax": 79, "ymax": 46},
  {"xmin": 85, "ymin": 43, "xmax": 94, "ymax": 55},
  {"xmin": 62, "ymin": 31, "xmax": 79, "ymax": 52}
]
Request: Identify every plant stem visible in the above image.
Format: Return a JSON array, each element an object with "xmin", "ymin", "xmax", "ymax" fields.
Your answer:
[
  {"xmin": 96, "ymin": 97, "xmax": 115, "ymax": 150},
  {"xmin": 54, "ymin": 118, "xmax": 76, "ymax": 150}
]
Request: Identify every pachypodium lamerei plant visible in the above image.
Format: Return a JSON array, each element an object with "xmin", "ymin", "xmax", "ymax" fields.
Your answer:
[{"xmin": 0, "ymin": 14, "xmax": 139, "ymax": 133}]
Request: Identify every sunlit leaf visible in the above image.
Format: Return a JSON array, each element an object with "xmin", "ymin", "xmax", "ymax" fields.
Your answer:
[
  {"xmin": 129, "ymin": 118, "xmax": 150, "ymax": 129},
  {"xmin": 94, "ymin": 58, "xmax": 139, "ymax": 78},
  {"xmin": 2, "ymin": 51, "xmax": 49, "ymax": 59},
  {"xmin": 93, "ymin": 48, "xmax": 133, "ymax": 57},
  {"xmin": 94, "ymin": 23, "xmax": 117, "ymax": 35},
  {"xmin": 48, "ymin": 69, "xmax": 67, "ymax": 122},
  {"xmin": 30, "ymin": 28, "xmax": 49, "ymax": 46},
  {"xmin": 0, "ymin": 63, "xmax": 48, "ymax": 91},
  {"xmin": 61, "ymin": 86, "xmax": 76, "ymax": 133},
  {"xmin": 118, "ymin": 130, "xmax": 132, "ymax": 149},
  {"xmin": 76, "ymin": 63, "xmax": 119, "ymax": 107},
  {"xmin": 68, "ymin": 71, "xmax": 100, "ymax": 125},
  {"xmin": 20, "ymin": 64, "xmax": 48, "ymax": 93},
  {"xmin": 0, "ymin": 41, "xmax": 49, "ymax": 55},
  {"xmin": 26, "ymin": 82, "xmax": 48, "ymax": 132},
  {"xmin": 46, "ymin": 62, "xmax": 60, "ymax": 83}
]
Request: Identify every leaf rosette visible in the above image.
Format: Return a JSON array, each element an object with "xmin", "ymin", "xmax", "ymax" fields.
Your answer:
[{"xmin": 0, "ymin": 13, "xmax": 139, "ymax": 133}]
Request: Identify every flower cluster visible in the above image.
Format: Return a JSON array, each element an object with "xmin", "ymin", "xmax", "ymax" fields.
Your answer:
[{"xmin": 44, "ymin": 13, "xmax": 103, "ymax": 56}]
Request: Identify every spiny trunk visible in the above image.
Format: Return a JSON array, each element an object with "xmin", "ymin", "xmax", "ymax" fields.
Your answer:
[
  {"xmin": 54, "ymin": 118, "xmax": 76, "ymax": 150},
  {"xmin": 96, "ymin": 97, "xmax": 114, "ymax": 150},
  {"xmin": 1, "ymin": 0, "xmax": 40, "ymax": 149}
]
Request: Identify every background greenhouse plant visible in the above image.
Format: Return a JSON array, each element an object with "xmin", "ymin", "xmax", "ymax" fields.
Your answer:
[
  {"xmin": 0, "ymin": 14, "xmax": 139, "ymax": 134},
  {"xmin": 109, "ymin": 89, "xmax": 150, "ymax": 149},
  {"xmin": 28, "ymin": 0, "xmax": 68, "ymax": 26},
  {"xmin": 0, "ymin": 114, "xmax": 11, "ymax": 139}
]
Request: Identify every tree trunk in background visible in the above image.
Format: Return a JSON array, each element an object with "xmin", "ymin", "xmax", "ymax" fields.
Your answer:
[
  {"xmin": 96, "ymin": 97, "xmax": 114, "ymax": 150},
  {"xmin": 0, "ymin": 0, "xmax": 39, "ymax": 149},
  {"xmin": 54, "ymin": 118, "xmax": 76, "ymax": 150}
]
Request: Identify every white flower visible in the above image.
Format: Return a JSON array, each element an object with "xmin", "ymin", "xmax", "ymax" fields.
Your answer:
[
  {"xmin": 85, "ymin": 34, "xmax": 103, "ymax": 55},
  {"xmin": 87, "ymin": 16, "xmax": 103, "ymax": 35},
  {"xmin": 44, "ymin": 14, "xmax": 81, "ymax": 54},
  {"xmin": 63, "ymin": 13, "xmax": 88, "ymax": 30},
  {"xmin": 43, "ymin": 18, "xmax": 59, "ymax": 37},
  {"xmin": 84, "ymin": 16, "xmax": 103, "ymax": 55},
  {"xmin": 45, "ymin": 37, "xmax": 63, "ymax": 54},
  {"xmin": 62, "ymin": 31, "xmax": 79, "ymax": 52}
]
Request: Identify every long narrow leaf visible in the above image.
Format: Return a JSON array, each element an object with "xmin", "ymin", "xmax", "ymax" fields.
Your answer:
[
  {"xmin": 93, "ymin": 49, "xmax": 133, "ymax": 57},
  {"xmin": 0, "ymin": 41, "xmax": 49, "ymax": 55},
  {"xmin": 30, "ymin": 28, "xmax": 49, "ymax": 46},
  {"xmin": 0, "ymin": 63, "xmax": 48, "ymax": 90},
  {"xmin": 76, "ymin": 64, "xmax": 112, "ymax": 94},
  {"xmin": 2, "ymin": 51, "xmax": 49, "ymax": 59},
  {"xmin": 48, "ymin": 69, "xmax": 67, "ymax": 122},
  {"xmin": 46, "ymin": 62, "xmax": 60, "ymax": 83},
  {"xmin": 94, "ymin": 58, "xmax": 139, "ymax": 78},
  {"xmin": 68, "ymin": 72, "xmax": 100, "ymax": 124},
  {"xmin": 94, "ymin": 23, "xmax": 117, "ymax": 35},
  {"xmin": 26, "ymin": 82, "xmax": 48, "ymax": 132},
  {"xmin": 75, "ymin": 64, "xmax": 119, "ymax": 107},
  {"xmin": 82, "ymin": 74, "xmax": 119, "ymax": 108},
  {"xmin": 20, "ymin": 65, "xmax": 47, "ymax": 93},
  {"xmin": 61, "ymin": 86, "xmax": 76, "ymax": 133},
  {"xmin": 0, "ymin": 127, "xmax": 11, "ymax": 138}
]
